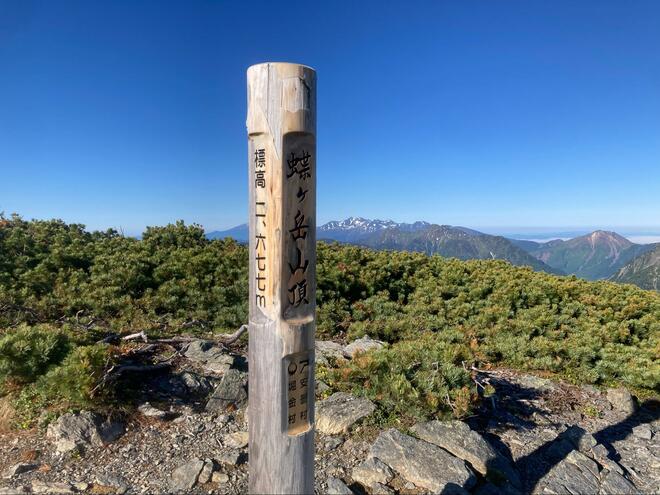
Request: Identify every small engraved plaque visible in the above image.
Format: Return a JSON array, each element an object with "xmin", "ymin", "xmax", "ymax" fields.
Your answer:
[{"xmin": 283, "ymin": 350, "xmax": 313, "ymax": 435}]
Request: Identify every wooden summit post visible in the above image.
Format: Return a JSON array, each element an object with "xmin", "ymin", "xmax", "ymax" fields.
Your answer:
[{"xmin": 246, "ymin": 62, "xmax": 316, "ymax": 494}]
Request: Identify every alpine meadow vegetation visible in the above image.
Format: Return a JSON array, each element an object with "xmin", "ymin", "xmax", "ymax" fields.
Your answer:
[{"xmin": 1, "ymin": 213, "xmax": 658, "ymax": 426}]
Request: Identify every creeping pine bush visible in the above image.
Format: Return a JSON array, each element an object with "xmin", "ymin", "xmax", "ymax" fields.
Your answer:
[
  {"xmin": 328, "ymin": 335, "xmax": 476, "ymax": 424},
  {"xmin": 1, "ymin": 215, "xmax": 658, "ymax": 426},
  {"xmin": 12, "ymin": 344, "xmax": 112, "ymax": 427},
  {"xmin": 0, "ymin": 324, "xmax": 70, "ymax": 384}
]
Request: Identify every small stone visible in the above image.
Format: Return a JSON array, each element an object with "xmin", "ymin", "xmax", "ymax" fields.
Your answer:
[
  {"xmin": 591, "ymin": 444, "xmax": 624, "ymax": 475},
  {"xmin": 515, "ymin": 374, "xmax": 556, "ymax": 392},
  {"xmin": 183, "ymin": 341, "xmax": 235, "ymax": 374},
  {"xmin": 198, "ymin": 459, "xmax": 215, "ymax": 484},
  {"xmin": 564, "ymin": 425, "xmax": 598, "ymax": 452},
  {"xmin": 46, "ymin": 411, "xmax": 124, "ymax": 453},
  {"xmin": 343, "ymin": 336, "xmax": 385, "ymax": 359},
  {"xmin": 206, "ymin": 369, "xmax": 248, "ymax": 412},
  {"xmin": 316, "ymin": 380, "xmax": 331, "ymax": 395},
  {"xmin": 212, "ymin": 472, "xmax": 229, "ymax": 484},
  {"xmin": 606, "ymin": 388, "xmax": 637, "ymax": 415},
  {"xmin": 600, "ymin": 470, "xmax": 639, "ymax": 495},
  {"xmin": 180, "ymin": 372, "xmax": 213, "ymax": 396},
  {"xmin": 3, "ymin": 463, "xmax": 38, "ymax": 478},
  {"xmin": 370, "ymin": 482, "xmax": 395, "ymax": 494},
  {"xmin": 316, "ymin": 393, "xmax": 376, "ymax": 435},
  {"xmin": 632, "ymin": 424, "xmax": 652, "ymax": 440},
  {"xmin": 216, "ymin": 451, "xmax": 243, "ymax": 466},
  {"xmin": 31, "ymin": 481, "xmax": 75, "ymax": 494},
  {"xmin": 224, "ymin": 431, "xmax": 249, "ymax": 449},
  {"xmin": 369, "ymin": 428, "xmax": 476, "ymax": 493},
  {"xmin": 95, "ymin": 474, "xmax": 129, "ymax": 495},
  {"xmin": 351, "ymin": 457, "xmax": 393, "ymax": 487},
  {"xmin": 171, "ymin": 459, "xmax": 205, "ymax": 491},
  {"xmin": 326, "ymin": 476, "xmax": 353, "ymax": 494},
  {"xmin": 324, "ymin": 436, "xmax": 344, "ymax": 451},
  {"xmin": 73, "ymin": 482, "xmax": 89, "ymax": 491},
  {"xmin": 138, "ymin": 402, "xmax": 169, "ymax": 420}
]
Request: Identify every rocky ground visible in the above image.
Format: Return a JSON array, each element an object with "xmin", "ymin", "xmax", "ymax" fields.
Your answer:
[{"xmin": 0, "ymin": 336, "xmax": 658, "ymax": 495}]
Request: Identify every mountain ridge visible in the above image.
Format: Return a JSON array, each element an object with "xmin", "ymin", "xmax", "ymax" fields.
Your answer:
[
  {"xmin": 517, "ymin": 230, "xmax": 658, "ymax": 280},
  {"xmin": 611, "ymin": 244, "xmax": 660, "ymax": 291}
]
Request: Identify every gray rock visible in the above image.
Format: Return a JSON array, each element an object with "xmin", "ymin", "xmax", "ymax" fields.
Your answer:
[
  {"xmin": 591, "ymin": 444, "xmax": 624, "ymax": 475},
  {"xmin": 632, "ymin": 424, "xmax": 652, "ymax": 440},
  {"xmin": 316, "ymin": 392, "xmax": 376, "ymax": 435},
  {"xmin": 137, "ymin": 402, "xmax": 169, "ymax": 419},
  {"xmin": 369, "ymin": 428, "xmax": 476, "ymax": 493},
  {"xmin": 223, "ymin": 431, "xmax": 249, "ymax": 449},
  {"xmin": 216, "ymin": 451, "xmax": 243, "ymax": 466},
  {"xmin": 565, "ymin": 425, "xmax": 598, "ymax": 452},
  {"xmin": 180, "ymin": 371, "xmax": 213, "ymax": 395},
  {"xmin": 46, "ymin": 411, "xmax": 124, "ymax": 453},
  {"xmin": 324, "ymin": 436, "xmax": 344, "ymax": 451},
  {"xmin": 606, "ymin": 388, "xmax": 636, "ymax": 415},
  {"xmin": 515, "ymin": 374, "xmax": 556, "ymax": 392},
  {"xmin": 171, "ymin": 458, "xmax": 205, "ymax": 491},
  {"xmin": 184, "ymin": 341, "xmax": 235, "ymax": 373},
  {"xmin": 600, "ymin": 470, "xmax": 639, "ymax": 495},
  {"xmin": 206, "ymin": 369, "xmax": 248, "ymax": 412},
  {"xmin": 30, "ymin": 481, "xmax": 74, "ymax": 494},
  {"xmin": 371, "ymin": 482, "xmax": 395, "ymax": 494},
  {"xmin": 343, "ymin": 336, "xmax": 385, "ymax": 359},
  {"xmin": 352, "ymin": 457, "xmax": 393, "ymax": 487},
  {"xmin": 3, "ymin": 463, "xmax": 38, "ymax": 479},
  {"xmin": 411, "ymin": 420, "xmax": 520, "ymax": 488},
  {"xmin": 538, "ymin": 450, "xmax": 600, "ymax": 495},
  {"xmin": 95, "ymin": 473, "xmax": 129, "ymax": 494},
  {"xmin": 198, "ymin": 459, "xmax": 215, "ymax": 484},
  {"xmin": 327, "ymin": 476, "xmax": 354, "ymax": 494},
  {"xmin": 316, "ymin": 380, "xmax": 331, "ymax": 395},
  {"xmin": 316, "ymin": 340, "xmax": 345, "ymax": 366}
]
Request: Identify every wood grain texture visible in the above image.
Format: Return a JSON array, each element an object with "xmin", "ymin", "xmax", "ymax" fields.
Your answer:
[{"xmin": 247, "ymin": 62, "xmax": 316, "ymax": 495}]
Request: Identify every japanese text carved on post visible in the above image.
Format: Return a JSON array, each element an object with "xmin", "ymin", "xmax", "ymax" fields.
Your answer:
[{"xmin": 246, "ymin": 62, "xmax": 316, "ymax": 495}]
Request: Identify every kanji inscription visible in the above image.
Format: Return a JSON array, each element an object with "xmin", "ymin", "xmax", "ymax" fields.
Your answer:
[
  {"xmin": 284, "ymin": 350, "xmax": 313, "ymax": 435},
  {"xmin": 282, "ymin": 134, "xmax": 316, "ymax": 321}
]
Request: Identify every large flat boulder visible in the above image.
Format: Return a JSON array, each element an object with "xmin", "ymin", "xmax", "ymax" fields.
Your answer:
[
  {"xmin": 411, "ymin": 420, "xmax": 520, "ymax": 489},
  {"xmin": 369, "ymin": 428, "xmax": 476, "ymax": 493},
  {"xmin": 316, "ymin": 392, "xmax": 375, "ymax": 434}
]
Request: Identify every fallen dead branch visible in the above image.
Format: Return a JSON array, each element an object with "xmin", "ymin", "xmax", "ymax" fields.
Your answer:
[{"xmin": 96, "ymin": 324, "xmax": 248, "ymax": 346}]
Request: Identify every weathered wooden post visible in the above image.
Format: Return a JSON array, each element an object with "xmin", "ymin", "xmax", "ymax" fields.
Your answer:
[{"xmin": 246, "ymin": 62, "xmax": 316, "ymax": 494}]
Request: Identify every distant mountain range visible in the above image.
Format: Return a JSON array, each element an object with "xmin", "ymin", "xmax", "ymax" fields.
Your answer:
[
  {"xmin": 513, "ymin": 230, "xmax": 658, "ymax": 280},
  {"xmin": 611, "ymin": 244, "xmax": 660, "ymax": 291},
  {"xmin": 207, "ymin": 218, "xmax": 660, "ymax": 290},
  {"xmin": 208, "ymin": 218, "xmax": 559, "ymax": 275}
]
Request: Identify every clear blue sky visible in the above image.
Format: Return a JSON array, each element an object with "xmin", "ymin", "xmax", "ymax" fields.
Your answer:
[{"xmin": 1, "ymin": 1, "xmax": 659, "ymax": 235}]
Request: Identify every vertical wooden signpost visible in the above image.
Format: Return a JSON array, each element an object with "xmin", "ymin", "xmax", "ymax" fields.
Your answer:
[{"xmin": 247, "ymin": 62, "xmax": 316, "ymax": 494}]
